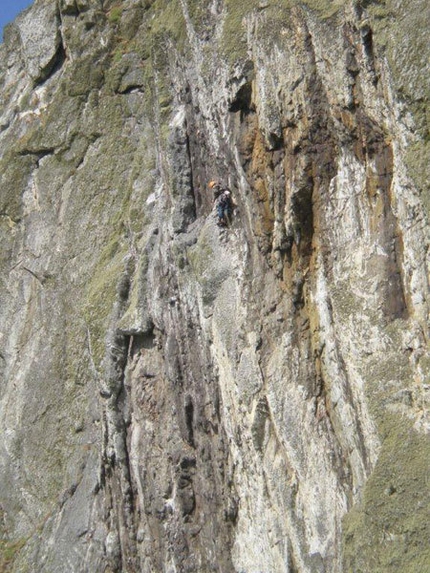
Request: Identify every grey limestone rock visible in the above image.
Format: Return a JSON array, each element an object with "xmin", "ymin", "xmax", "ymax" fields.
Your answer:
[
  {"xmin": 0, "ymin": 1, "xmax": 429, "ymax": 572},
  {"xmin": 16, "ymin": 0, "xmax": 62, "ymax": 84}
]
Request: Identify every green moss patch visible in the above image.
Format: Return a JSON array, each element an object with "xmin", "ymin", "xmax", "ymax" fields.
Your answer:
[
  {"xmin": 0, "ymin": 537, "xmax": 28, "ymax": 572},
  {"xmin": 302, "ymin": 0, "xmax": 346, "ymax": 19},
  {"xmin": 343, "ymin": 418, "xmax": 430, "ymax": 572},
  {"xmin": 108, "ymin": 5, "xmax": 123, "ymax": 24},
  {"xmin": 220, "ymin": 0, "xmax": 345, "ymax": 65},
  {"xmin": 84, "ymin": 231, "xmax": 128, "ymax": 365},
  {"xmin": 342, "ymin": 315, "xmax": 429, "ymax": 571},
  {"xmin": 148, "ymin": 0, "xmax": 187, "ymax": 47},
  {"xmin": 221, "ymin": 0, "xmax": 259, "ymax": 63}
]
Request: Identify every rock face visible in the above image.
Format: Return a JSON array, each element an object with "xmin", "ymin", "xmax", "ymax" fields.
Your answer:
[{"xmin": 0, "ymin": 1, "xmax": 429, "ymax": 572}]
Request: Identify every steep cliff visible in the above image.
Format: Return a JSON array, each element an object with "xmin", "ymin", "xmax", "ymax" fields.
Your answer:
[{"xmin": 0, "ymin": 1, "xmax": 429, "ymax": 572}]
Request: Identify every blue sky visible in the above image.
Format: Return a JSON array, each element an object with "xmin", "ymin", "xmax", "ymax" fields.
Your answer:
[{"xmin": 0, "ymin": 0, "xmax": 34, "ymax": 41}]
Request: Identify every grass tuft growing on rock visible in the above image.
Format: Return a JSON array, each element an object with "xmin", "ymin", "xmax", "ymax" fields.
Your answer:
[{"xmin": 108, "ymin": 5, "xmax": 123, "ymax": 24}]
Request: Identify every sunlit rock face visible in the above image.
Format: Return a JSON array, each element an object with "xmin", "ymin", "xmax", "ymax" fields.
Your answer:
[{"xmin": 0, "ymin": 1, "xmax": 428, "ymax": 572}]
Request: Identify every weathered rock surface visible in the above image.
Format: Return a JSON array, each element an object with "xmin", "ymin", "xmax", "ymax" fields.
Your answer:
[{"xmin": 0, "ymin": 1, "xmax": 428, "ymax": 572}]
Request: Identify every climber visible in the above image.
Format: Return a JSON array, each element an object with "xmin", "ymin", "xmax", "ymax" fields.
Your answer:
[
  {"xmin": 208, "ymin": 180, "xmax": 233, "ymax": 227},
  {"xmin": 217, "ymin": 189, "xmax": 233, "ymax": 227}
]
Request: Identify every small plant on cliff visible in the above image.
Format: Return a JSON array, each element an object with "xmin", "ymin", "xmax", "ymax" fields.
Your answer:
[
  {"xmin": 108, "ymin": 5, "xmax": 122, "ymax": 24},
  {"xmin": 0, "ymin": 538, "xmax": 28, "ymax": 572}
]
